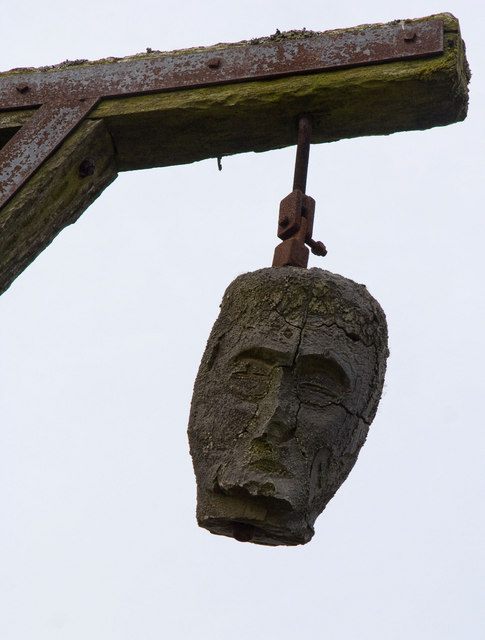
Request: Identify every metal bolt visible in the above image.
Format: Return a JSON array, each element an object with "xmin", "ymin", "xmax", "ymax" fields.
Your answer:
[
  {"xmin": 279, "ymin": 216, "xmax": 290, "ymax": 228},
  {"xmin": 78, "ymin": 157, "xmax": 96, "ymax": 178},
  {"xmin": 403, "ymin": 30, "xmax": 417, "ymax": 42},
  {"xmin": 16, "ymin": 85, "xmax": 30, "ymax": 94},
  {"xmin": 208, "ymin": 58, "xmax": 221, "ymax": 69},
  {"xmin": 308, "ymin": 239, "xmax": 327, "ymax": 257}
]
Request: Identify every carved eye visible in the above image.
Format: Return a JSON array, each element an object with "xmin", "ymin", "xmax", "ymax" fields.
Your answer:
[
  {"xmin": 296, "ymin": 356, "xmax": 349, "ymax": 407},
  {"xmin": 229, "ymin": 358, "xmax": 272, "ymax": 400}
]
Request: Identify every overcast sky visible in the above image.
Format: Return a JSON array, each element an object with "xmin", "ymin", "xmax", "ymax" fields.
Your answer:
[{"xmin": 1, "ymin": 1, "xmax": 483, "ymax": 638}]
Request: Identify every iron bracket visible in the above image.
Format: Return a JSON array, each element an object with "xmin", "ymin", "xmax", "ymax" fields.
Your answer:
[{"xmin": 273, "ymin": 114, "xmax": 327, "ymax": 268}]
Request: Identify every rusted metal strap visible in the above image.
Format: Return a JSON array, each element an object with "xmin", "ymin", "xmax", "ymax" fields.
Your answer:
[
  {"xmin": 0, "ymin": 19, "xmax": 443, "ymax": 209},
  {"xmin": 0, "ymin": 20, "xmax": 443, "ymax": 109},
  {"xmin": 0, "ymin": 99, "xmax": 98, "ymax": 206}
]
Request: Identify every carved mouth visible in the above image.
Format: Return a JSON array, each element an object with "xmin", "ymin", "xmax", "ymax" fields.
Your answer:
[
  {"xmin": 201, "ymin": 466, "xmax": 314, "ymax": 545},
  {"xmin": 216, "ymin": 476, "xmax": 285, "ymax": 502},
  {"xmin": 247, "ymin": 458, "xmax": 292, "ymax": 476},
  {"xmin": 232, "ymin": 521, "xmax": 255, "ymax": 542},
  {"xmin": 214, "ymin": 473, "xmax": 294, "ymax": 516},
  {"xmin": 199, "ymin": 497, "xmax": 313, "ymax": 546}
]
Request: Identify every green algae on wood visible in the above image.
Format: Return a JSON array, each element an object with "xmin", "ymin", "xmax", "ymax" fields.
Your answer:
[
  {"xmin": 188, "ymin": 267, "xmax": 389, "ymax": 545},
  {"xmin": 0, "ymin": 120, "xmax": 117, "ymax": 295},
  {"xmin": 0, "ymin": 13, "xmax": 470, "ymax": 171},
  {"xmin": 0, "ymin": 13, "xmax": 470, "ymax": 294}
]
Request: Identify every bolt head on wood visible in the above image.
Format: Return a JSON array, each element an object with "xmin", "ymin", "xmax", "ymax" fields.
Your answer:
[
  {"xmin": 278, "ymin": 190, "xmax": 303, "ymax": 240},
  {"xmin": 188, "ymin": 267, "xmax": 388, "ymax": 545}
]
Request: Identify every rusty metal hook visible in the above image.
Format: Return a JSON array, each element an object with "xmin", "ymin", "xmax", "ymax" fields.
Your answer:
[{"xmin": 272, "ymin": 114, "xmax": 327, "ymax": 268}]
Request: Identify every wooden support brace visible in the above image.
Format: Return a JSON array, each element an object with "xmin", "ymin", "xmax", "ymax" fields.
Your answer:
[
  {"xmin": 0, "ymin": 12, "xmax": 470, "ymax": 294},
  {"xmin": 0, "ymin": 120, "xmax": 117, "ymax": 294}
]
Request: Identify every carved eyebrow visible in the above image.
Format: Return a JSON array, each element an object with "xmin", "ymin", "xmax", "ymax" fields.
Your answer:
[
  {"xmin": 295, "ymin": 354, "xmax": 350, "ymax": 389},
  {"xmin": 232, "ymin": 346, "xmax": 293, "ymax": 367}
]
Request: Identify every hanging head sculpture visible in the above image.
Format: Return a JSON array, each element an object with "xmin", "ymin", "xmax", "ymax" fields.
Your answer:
[{"xmin": 188, "ymin": 267, "xmax": 388, "ymax": 546}]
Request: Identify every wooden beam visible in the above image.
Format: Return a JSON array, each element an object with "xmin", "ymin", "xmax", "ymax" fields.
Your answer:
[
  {"xmin": 0, "ymin": 12, "xmax": 469, "ymax": 294},
  {"xmin": 95, "ymin": 14, "xmax": 469, "ymax": 171},
  {"xmin": 0, "ymin": 13, "xmax": 469, "ymax": 172}
]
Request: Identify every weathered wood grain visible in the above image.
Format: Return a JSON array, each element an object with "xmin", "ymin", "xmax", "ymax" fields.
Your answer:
[
  {"xmin": 0, "ymin": 119, "xmax": 117, "ymax": 294},
  {"xmin": 0, "ymin": 13, "xmax": 469, "ymax": 171},
  {"xmin": 188, "ymin": 267, "xmax": 389, "ymax": 545},
  {"xmin": 0, "ymin": 13, "xmax": 469, "ymax": 294}
]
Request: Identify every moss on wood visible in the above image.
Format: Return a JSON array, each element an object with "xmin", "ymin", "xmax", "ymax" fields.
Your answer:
[
  {"xmin": 0, "ymin": 120, "xmax": 117, "ymax": 295},
  {"xmin": 0, "ymin": 13, "xmax": 470, "ymax": 294},
  {"xmin": 0, "ymin": 13, "xmax": 469, "ymax": 170},
  {"xmin": 97, "ymin": 27, "xmax": 469, "ymax": 171}
]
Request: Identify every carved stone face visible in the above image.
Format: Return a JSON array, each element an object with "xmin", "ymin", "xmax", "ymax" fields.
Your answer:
[{"xmin": 188, "ymin": 267, "xmax": 388, "ymax": 546}]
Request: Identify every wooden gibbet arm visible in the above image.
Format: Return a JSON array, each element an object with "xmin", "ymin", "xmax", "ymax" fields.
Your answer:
[
  {"xmin": 0, "ymin": 12, "xmax": 470, "ymax": 295},
  {"xmin": 0, "ymin": 12, "xmax": 469, "ymax": 170},
  {"xmin": 0, "ymin": 120, "xmax": 117, "ymax": 295},
  {"xmin": 95, "ymin": 13, "xmax": 469, "ymax": 171}
]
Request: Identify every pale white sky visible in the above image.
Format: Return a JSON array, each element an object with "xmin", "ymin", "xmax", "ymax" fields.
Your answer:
[{"xmin": 1, "ymin": 1, "xmax": 484, "ymax": 639}]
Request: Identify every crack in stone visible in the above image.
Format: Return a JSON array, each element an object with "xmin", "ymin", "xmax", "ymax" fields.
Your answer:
[
  {"xmin": 237, "ymin": 403, "xmax": 260, "ymax": 438},
  {"xmin": 332, "ymin": 400, "xmax": 369, "ymax": 425},
  {"xmin": 294, "ymin": 399, "xmax": 309, "ymax": 460},
  {"xmin": 290, "ymin": 283, "xmax": 312, "ymax": 460},
  {"xmin": 190, "ymin": 267, "xmax": 389, "ymax": 546},
  {"xmin": 309, "ymin": 318, "xmax": 377, "ymax": 347},
  {"xmin": 273, "ymin": 304, "xmax": 303, "ymax": 331}
]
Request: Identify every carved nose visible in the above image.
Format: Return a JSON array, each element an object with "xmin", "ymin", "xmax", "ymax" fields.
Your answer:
[{"xmin": 256, "ymin": 404, "xmax": 296, "ymax": 444}]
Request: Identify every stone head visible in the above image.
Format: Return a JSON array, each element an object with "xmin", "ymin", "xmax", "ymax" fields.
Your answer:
[{"xmin": 188, "ymin": 267, "xmax": 388, "ymax": 545}]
